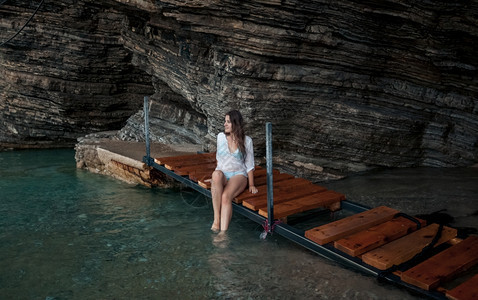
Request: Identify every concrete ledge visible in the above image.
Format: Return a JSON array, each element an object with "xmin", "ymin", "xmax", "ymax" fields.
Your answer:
[{"xmin": 75, "ymin": 135, "xmax": 203, "ymax": 187}]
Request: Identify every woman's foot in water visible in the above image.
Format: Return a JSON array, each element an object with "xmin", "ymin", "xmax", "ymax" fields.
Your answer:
[
  {"xmin": 211, "ymin": 223, "xmax": 220, "ymax": 233},
  {"xmin": 213, "ymin": 231, "xmax": 228, "ymax": 248}
]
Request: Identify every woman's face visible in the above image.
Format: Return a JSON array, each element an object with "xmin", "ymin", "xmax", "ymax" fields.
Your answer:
[{"xmin": 224, "ymin": 115, "xmax": 232, "ymax": 133}]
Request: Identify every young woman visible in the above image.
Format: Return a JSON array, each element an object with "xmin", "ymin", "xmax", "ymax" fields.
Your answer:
[{"xmin": 211, "ymin": 110, "xmax": 258, "ymax": 232}]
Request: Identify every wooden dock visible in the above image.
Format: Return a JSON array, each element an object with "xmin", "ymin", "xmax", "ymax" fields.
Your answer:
[{"xmin": 152, "ymin": 152, "xmax": 478, "ymax": 300}]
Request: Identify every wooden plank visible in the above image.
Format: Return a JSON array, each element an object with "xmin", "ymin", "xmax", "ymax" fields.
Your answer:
[
  {"xmin": 236, "ymin": 178, "xmax": 314, "ymax": 205},
  {"xmin": 155, "ymin": 152, "xmax": 215, "ymax": 166},
  {"xmin": 195, "ymin": 166, "xmax": 284, "ymax": 190},
  {"xmin": 174, "ymin": 167, "xmax": 214, "ymax": 177},
  {"xmin": 155, "ymin": 152, "xmax": 216, "ymax": 165},
  {"xmin": 305, "ymin": 206, "xmax": 399, "ymax": 245},
  {"xmin": 235, "ymin": 176, "xmax": 306, "ymax": 203},
  {"xmin": 401, "ymin": 236, "xmax": 478, "ymax": 290},
  {"xmin": 258, "ymin": 190, "xmax": 345, "ymax": 219},
  {"xmin": 334, "ymin": 216, "xmax": 426, "ymax": 257},
  {"xmin": 197, "ymin": 168, "xmax": 289, "ymax": 191},
  {"xmin": 188, "ymin": 171, "xmax": 215, "ymax": 183},
  {"xmin": 238, "ymin": 177, "xmax": 313, "ymax": 203},
  {"xmin": 446, "ymin": 273, "xmax": 478, "ymax": 300},
  {"xmin": 164, "ymin": 156, "xmax": 216, "ymax": 169},
  {"xmin": 253, "ymin": 172, "xmax": 295, "ymax": 187},
  {"xmin": 251, "ymin": 168, "xmax": 279, "ymax": 179},
  {"xmin": 168, "ymin": 163, "xmax": 216, "ymax": 175},
  {"xmin": 241, "ymin": 180, "xmax": 325, "ymax": 209},
  {"xmin": 361, "ymin": 224, "xmax": 457, "ymax": 270}
]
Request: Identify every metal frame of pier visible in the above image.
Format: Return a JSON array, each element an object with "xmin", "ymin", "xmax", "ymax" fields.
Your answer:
[{"xmin": 141, "ymin": 96, "xmax": 446, "ymax": 300}]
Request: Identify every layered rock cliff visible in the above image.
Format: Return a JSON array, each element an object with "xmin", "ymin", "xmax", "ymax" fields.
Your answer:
[
  {"xmin": 1, "ymin": 0, "xmax": 477, "ymax": 180},
  {"xmin": 0, "ymin": 0, "xmax": 154, "ymax": 148}
]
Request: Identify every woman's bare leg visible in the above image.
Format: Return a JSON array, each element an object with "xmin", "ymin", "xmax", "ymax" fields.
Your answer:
[
  {"xmin": 211, "ymin": 170, "xmax": 226, "ymax": 231},
  {"xmin": 220, "ymin": 175, "xmax": 247, "ymax": 231}
]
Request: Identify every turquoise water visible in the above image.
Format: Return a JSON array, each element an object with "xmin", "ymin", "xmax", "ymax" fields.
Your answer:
[{"xmin": 0, "ymin": 149, "xmax": 430, "ymax": 299}]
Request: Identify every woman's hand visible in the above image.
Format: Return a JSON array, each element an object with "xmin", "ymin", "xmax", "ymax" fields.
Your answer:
[{"xmin": 249, "ymin": 185, "xmax": 258, "ymax": 194}]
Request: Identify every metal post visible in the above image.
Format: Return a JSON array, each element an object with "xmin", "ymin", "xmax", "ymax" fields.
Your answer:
[
  {"xmin": 266, "ymin": 122, "xmax": 274, "ymax": 232},
  {"xmin": 144, "ymin": 96, "xmax": 151, "ymax": 165}
]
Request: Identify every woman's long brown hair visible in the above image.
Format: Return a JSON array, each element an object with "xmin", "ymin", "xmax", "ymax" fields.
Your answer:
[{"xmin": 226, "ymin": 110, "xmax": 246, "ymax": 160}]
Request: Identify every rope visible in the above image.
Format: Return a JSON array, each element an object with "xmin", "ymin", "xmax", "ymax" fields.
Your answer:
[
  {"xmin": 394, "ymin": 212, "xmax": 422, "ymax": 230},
  {"xmin": 260, "ymin": 219, "xmax": 281, "ymax": 239},
  {"xmin": 377, "ymin": 222, "xmax": 444, "ymax": 281},
  {"xmin": 0, "ymin": 0, "xmax": 45, "ymax": 47}
]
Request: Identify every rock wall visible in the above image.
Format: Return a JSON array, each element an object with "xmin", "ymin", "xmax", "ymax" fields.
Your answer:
[
  {"xmin": 1, "ymin": 0, "xmax": 477, "ymax": 180},
  {"xmin": 0, "ymin": 0, "xmax": 154, "ymax": 148}
]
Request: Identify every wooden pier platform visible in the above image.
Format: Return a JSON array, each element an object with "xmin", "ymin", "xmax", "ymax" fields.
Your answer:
[{"xmin": 152, "ymin": 152, "xmax": 478, "ymax": 300}]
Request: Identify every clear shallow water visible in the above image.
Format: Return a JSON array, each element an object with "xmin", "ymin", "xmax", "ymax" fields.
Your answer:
[{"xmin": 0, "ymin": 149, "xmax": 439, "ymax": 299}]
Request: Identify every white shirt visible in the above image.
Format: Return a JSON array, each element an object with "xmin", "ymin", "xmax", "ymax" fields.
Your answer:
[{"xmin": 215, "ymin": 132, "xmax": 255, "ymax": 176}]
